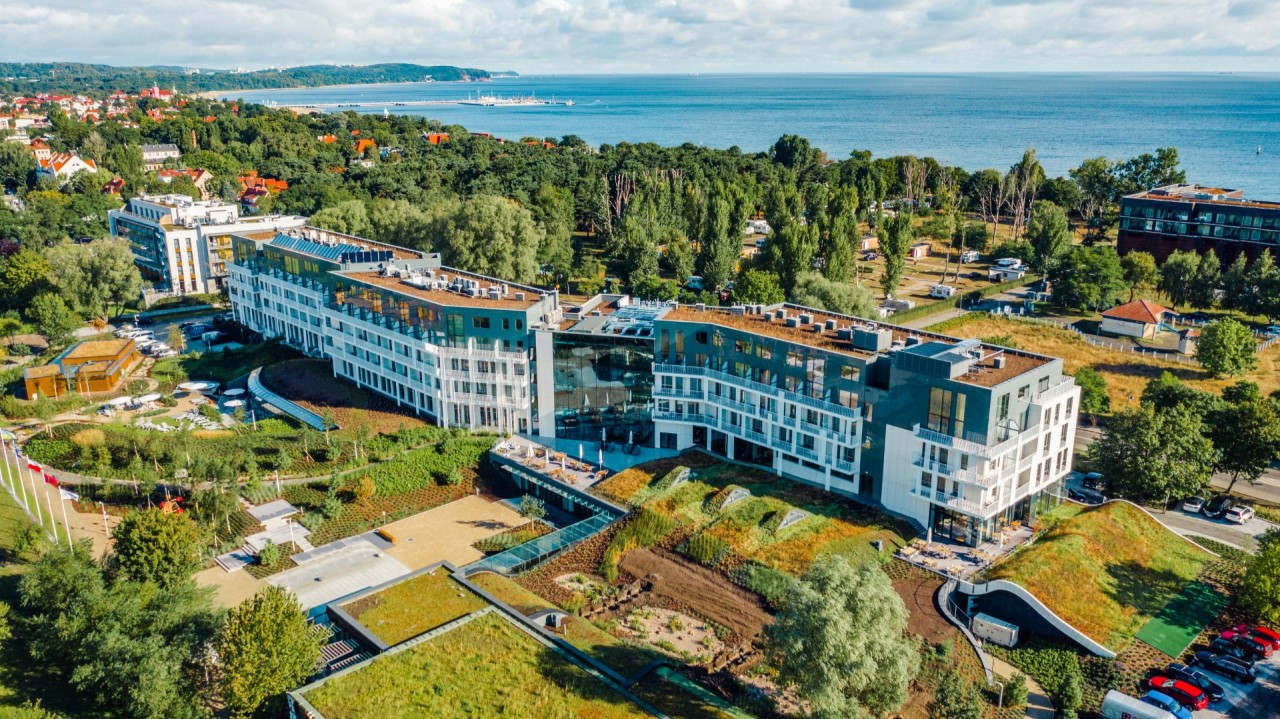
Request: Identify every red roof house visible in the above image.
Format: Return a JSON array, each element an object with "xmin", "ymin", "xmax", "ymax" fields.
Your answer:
[{"xmin": 1101, "ymin": 299, "xmax": 1170, "ymax": 339}]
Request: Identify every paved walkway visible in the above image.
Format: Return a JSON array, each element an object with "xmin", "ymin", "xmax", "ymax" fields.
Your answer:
[
  {"xmin": 266, "ymin": 537, "xmax": 410, "ymax": 610},
  {"xmin": 990, "ymin": 656, "xmax": 1055, "ymax": 719},
  {"xmin": 381, "ymin": 494, "xmax": 523, "ymax": 570}
]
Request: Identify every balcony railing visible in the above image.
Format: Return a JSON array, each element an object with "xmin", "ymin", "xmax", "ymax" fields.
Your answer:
[
  {"xmin": 654, "ymin": 386, "xmax": 703, "ymax": 400},
  {"xmin": 795, "ymin": 445, "xmax": 820, "ymax": 461},
  {"xmin": 951, "ymin": 466, "xmax": 1000, "ymax": 488},
  {"xmin": 914, "ymin": 424, "xmax": 1020, "ymax": 459},
  {"xmin": 654, "ymin": 363, "xmax": 860, "ymax": 420},
  {"xmin": 913, "ymin": 458, "xmax": 953, "ymax": 477},
  {"xmin": 1031, "ymin": 377, "xmax": 1077, "ymax": 405}
]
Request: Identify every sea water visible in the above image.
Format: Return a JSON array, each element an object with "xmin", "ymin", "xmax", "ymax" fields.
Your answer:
[{"xmin": 227, "ymin": 73, "xmax": 1280, "ymax": 195}]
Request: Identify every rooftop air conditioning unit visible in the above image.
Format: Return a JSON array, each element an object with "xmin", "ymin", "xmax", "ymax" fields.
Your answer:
[
  {"xmin": 730, "ymin": 305, "xmax": 745, "ymax": 316},
  {"xmin": 763, "ymin": 311, "xmax": 775, "ymax": 321},
  {"xmin": 694, "ymin": 303, "xmax": 706, "ymax": 311},
  {"xmin": 515, "ymin": 292, "xmax": 526, "ymax": 301},
  {"xmin": 785, "ymin": 318, "xmax": 800, "ymax": 328},
  {"xmin": 993, "ymin": 356, "xmax": 1007, "ymax": 369},
  {"xmin": 799, "ymin": 313, "xmax": 812, "ymax": 325},
  {"xmin": 825, "ymin": 319, "xmax": 837, "ymax": 330},
  {"xmin": 905, "ymin": 336, "xmax": 921, "ymax": 346}
]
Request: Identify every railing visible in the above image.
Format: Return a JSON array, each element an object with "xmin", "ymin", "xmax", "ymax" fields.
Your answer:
[
  {"xmin": 952, "ymin": 466, "xmax": 1000, "ymax": 488},
  {"xmin": 653, "ymin": 386, "xmax": 703, "ymax": 400},
  {"xmin": 913, "ymin": 458, "xmax": 953, "ymax": 477},
  {"xmin": 771, "ymin": 436, "xmax": 793, "ymax": 452},
  {"xmin": 795, "ymin": 445, "xmax": 820, "ymax": 461},
  {"xmin": 1031, "ymin": 376, "xmax": 1076, "ymax": 405},
  {"xmin": 247, "ymin": 368, "xmax": 334, "ymax": 431},
  {"xmin": 652, "ymin": 411, "xmax": 716, "ymax": 424},
  {"xmin": 914, "ymin": 424, "xmax": 1020, "ymax": 459},
  {"xmin": 654, "ymin": 363, "xmax": 860, "ymax": 420},
  {"xmin": 835, "ymin": 457, "xmax": 855, "ymax": 473}
]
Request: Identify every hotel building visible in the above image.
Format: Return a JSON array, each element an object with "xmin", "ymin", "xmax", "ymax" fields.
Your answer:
[
  {"xmin": 109, "ymin": 194, "xmax": 306, "ymax": 295},
  {"xmin": 229, "ymin": 231, "xmax": 1080, "ymax": 543},
  {"xmin": 1118, "ymin": 183, "xmax": 1280, "ymax": 265}
]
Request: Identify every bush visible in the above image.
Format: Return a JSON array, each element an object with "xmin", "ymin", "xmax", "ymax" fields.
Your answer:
[
  {"xmin": 198, "ymin": 404, "xmax": 222, "ymax": 423},
  {"xmin": 1002, "ymin": 643, "xmax": 1084, "ymax": 714},
  {"xmin": 728, "ymin": 561, "xmax": 796, "ymax": 608},
  {"xmin": 320, "ymin": 496, "xmax": 343, "ymax": 520},
  {"xmin": 685, "ymin": 532, "xmax": 730, "ymax": 567},
  {"xmin": 257, "ymin": 540, "xmax": 280, "ymax": 566},
  {"xmin": 69, "ymin": 428, "xmax": 106, "ymax": 447},
  {"xmin": 1005, "ymin": 673, "xmax": 1029, "ymax": 709},
  {"xmin": 297, "ymin": 511, "xmax": 324, "ymax": 532}
]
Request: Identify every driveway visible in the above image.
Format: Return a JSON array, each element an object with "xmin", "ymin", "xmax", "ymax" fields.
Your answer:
[{"xmin": 1195, "ymin": 652, "xmax": 1280, "ymax": 719}]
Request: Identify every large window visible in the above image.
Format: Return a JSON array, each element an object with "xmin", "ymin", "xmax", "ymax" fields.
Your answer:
[
  {"xmin": 552, "ymin": 334, "xmax": 655, "ymax": 444},
  {"xmin": 928, "ymin": 387, "xmax": 963, "ymax": 436}
]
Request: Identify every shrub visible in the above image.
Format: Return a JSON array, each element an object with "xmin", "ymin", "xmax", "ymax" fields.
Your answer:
[
  {"xmin": 69, "ymin": 428, "xmax": 106, "ymax": 447},
  {"xmin": 297, "ymin": 511, "xmax": 325, "ymax": 532},
  {"xmin": 728, "ymin": 561, "xmax": 796, "ymax": 608},
  {"xmin": 257, "ymin": 540, "xmax": 281, "ymax": 566},
  {"xmin": 320, "ymin": 496, "xmax": 343, "ymax": 520},
  {"xmin": 685, "ymin": 532, "xmax": 730, "ymax": 567},
  {"xmin": 1005, "ymin": 673, "xmax": 1029, "ymax": 709},
  {"xmin": 1002, "ymin": 643, "xmax": 1084, "ymax": 714},
  {"xmin": 198, "ymin": 404, "xmax": 222, "ymax": 423}
]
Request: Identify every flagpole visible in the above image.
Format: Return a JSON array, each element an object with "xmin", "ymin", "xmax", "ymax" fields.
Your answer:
[
  {"xmin": 58, "ymin": 485, "xmax": 73, "ymax": 547},
  {"xmin": 7, "ymin": 441, "xmax": 29, "ymax": 518},
  {"xmin": 25, "ymin": 461, "xmax": 47, "ymax": 539},
  {"xmin": 0, "ymin": 437, "xmax": 14, "ymax": 494},
  {"xmin": 40, "ymin": 476, "xmax": 58, "ymax": 546}
]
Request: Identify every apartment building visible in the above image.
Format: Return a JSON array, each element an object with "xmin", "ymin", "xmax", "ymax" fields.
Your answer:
[
  {"xmin": 1118, "ymin": 183, "xmax": 1280, "ymax": 264},
  {"xmin": 139, "ymin": 143, "xmax": 181, "ymax": 171},
  {"xmin": 109, "ymin": 194, "xmax": 305, "ymax": 294},
  {"xmin": 229, "ymin": 233, "xmax": 1079, "ymax": 540}
]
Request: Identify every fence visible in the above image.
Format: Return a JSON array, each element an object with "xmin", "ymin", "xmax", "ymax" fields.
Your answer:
[{"xmin": 1003, "ymin": 314, "xmax": 1203, "ymax": 366}]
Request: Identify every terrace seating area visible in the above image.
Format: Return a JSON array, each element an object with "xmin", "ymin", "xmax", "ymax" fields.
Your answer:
[
  {"xmin": 494, "ymin": 437, "xmax": 611, "ymax": 490},
  {"xmin": 896, "ymin": 523, "xmax": 1035, "ymax": 580}
]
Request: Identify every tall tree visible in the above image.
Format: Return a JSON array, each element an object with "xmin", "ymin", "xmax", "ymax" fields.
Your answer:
[
  {"xmin": 1069, "ymin": 156, "xmax": 1116, "ymax": 240},
  {"xmin": 1007, "ymin": 148, "xmax": 1044, "ymax": 240},
  {"xmin": 217, "ymin": 586, "xmax": 323, "ymax": 719},
  {"xmin": 695, "ymin": 183, "xmax": 743, "ymax": 293},
  {"xmin": 1025, "ymin": 199, "xmax": 1072, "ymax": 275},
  {"xmin": 432, "ymin": 195, "xmax": 543, "ymax": 283},
  {"xmin": 308, "ymin": 199, "xmax": 371, "ymax": 237},
  {"xmin": 1239, "ymin": 530, "xmax": 1280, "ymax": 625},
  {"xmin": 1048, "ymin": 246, "xmax": 1125, "ymax": 312},
  {"xmin": 1208, "ymin": 397, "xmax": 1280, "ymax": 494},
  {"xmin": 663, "ymin": 233, "xmax": 695, "ymax": 284},
  {"xmin": 1074, "ymin": 367, "xmax": 1111, "ymax": 416},
  {"xmin": 1119, "ymin": 251, "xmax": 1158, "ymax": 302},
  {"xmin": 1112, "ymin": 147, "xmax": 1186, "ymax": 197},
  {"xmin": 1157, "ymin": 250, "xmax": 1200, "ymax": 309},
  {"xmin": 1195, "ymin": 317, "xmax": 1258, "ymax": 377},
  {"xmin": 878, "ymin": 212, "xmax": 913, "ymax": 299},
  {"xmin": 1220, "ymin": 253, "xmax": 1250, "ymax": 314},
  {"xmin": 733, "ymin": 268, "xmax": 786, "ymax": 305},
  {"xmin": 27, "ymin": 292, "xmax": 78, "ymax": 350},
  {"xmin": 765, "ymin": 556, "xmax": 919, "ymax": 719},
  {"xmin": 110, "ymin": 508, "xmax": 203, "ymax": 588},
  {"xmin": 1189, "ymin": 250, "xmax": 1222, "ymax": 310},
  {"xmin": 1087, "ymin": 404, "xmax": 1217, "ymax": 502},
  {"xmin": 763, "ymin": 179, "xmax": 817, "ymax": 294}
]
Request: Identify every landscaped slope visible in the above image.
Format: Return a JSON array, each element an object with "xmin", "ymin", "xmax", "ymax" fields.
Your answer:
[
  {"xmin": 303, "ymin": 612, "xmax": 653, "ymax": 719},
  {"xmin": 981, "ymin": 502, "xmax": 1214, "ymax": 651}
]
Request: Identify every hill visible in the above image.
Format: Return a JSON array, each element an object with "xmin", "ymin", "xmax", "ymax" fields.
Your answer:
[{"xmin": 0, "ymin": 61, "xmax": 503, "ymax": 96}]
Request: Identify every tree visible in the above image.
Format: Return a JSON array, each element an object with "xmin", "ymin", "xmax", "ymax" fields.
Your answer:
[
  {"xmin": 696, "ymin": 183, "xmax": 743, "ymax": 293},
  {"xmin": 1087, "ymin": 404, "xmax": 1217, "ymax": 502},
  {"xmin": 1048, "ymin": 246, "xmax": 1124, "ymax": 312},
  {"xmin": 1221, "ymin": 253, "xmax": 1250, "ymax": 314},
  {"xmin": 110, "ymin": 508, "xmax": 203, "ymax": 588},
  {"xmin": 791, "ymin": 273, "xmax": 876, "ymax": 318},
  {"xmin": 167, "ymin": 323, "xmax": 186, "ymax": 353},
  {"xmin": 1119, "ymin": 251, "xmax": 1158, "ymax": 302},
  {"xmin": 1157, "ymin": 250, "xmax": 1200, "ymax": 309},
  {"xmin": 1070, "ymin": 156, "xmax": 1116, "ymax": 239},
  {"xmin": 1244, "ymin": 250, "xmax": 1280, "ymax": 321},
  {"xmin": 1239, "ymin": 529, "xmax": 1280, "ymax": 625},
  {"xmin": 518, "ymin": 494, "xmax": 547, "ymax": 526},
  {"xmin": 1112, "ymin": 147, "xmax": 1186, "ymax": 198},
  {"xmin": 0, "ymin": 249, "xmax": 52, "ymax": 310},
  {"xmin": 958, "ymin": 222, "xmax": 989, "ymax": 252},
  {"xmin": 217, "ymin": 586, "xmax": 323, "ymax": 719},
  {"xmin": 353, "ymin": 476, "xmax": 376, "ymax": 503},
  {"xmin": 45, "ymin": 239, "xmax": 143, "ymax": 320},
  {"xmin": 433, "ymin": 195, "xmax": 543, "ymax": 283},
  {"xmin": 1074, "ymin": 367, "xmax": 1111, "ymax": 416},
  {"xmin": 763, "ymin": 180, "xmax": 817, "ymax": 293},
  {"xmin": 27, "ymin": 292, "xmax": 78, "ymax": 349},
  {"xmin": 879, "ymin": 212, "xmax": 913, "ymax": 299},
  {"xmin": 1189, "ymin": 250, "xmax": 1222, "ymax": 310},
  {"xmin": 765, "ymin": 556, "xmax": 919, "ymax": 719},
  {"xmin": 664, "ymin": 233, "xmax": 695, "ymax": 284},
  {"xmin": 1208, "ymin": 397, "xmax": 1280, "ymax": 494},
  {"xmin": 928, "ymin": 671, "xmax": 982, "ymax": 719},
  {"xmin": 1196, "ymin": 318, "xmax": 1258, "ymax": 377},
  {"xmin": 1005, "ymin": 673, "xmax": 1030, "ymax": 709},
  {"xmin": 1025, "ymin": 200, "xmax": 1072, "ymax": 275},
  {"xmin": 733, "ymin": 268, "xmax": 786, "ymax": 306},
  {"xmin": 309, "ymin": 199, "xmax": 371, "ymax": 237},
  {"xmin": 1141, "ymin": 371, "xmax": 1224, "ymax": 419}
]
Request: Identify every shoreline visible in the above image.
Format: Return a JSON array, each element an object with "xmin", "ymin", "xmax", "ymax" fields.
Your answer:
[{"xmin": 193, "ymin": 78, "xmax": 501, "ymax": 101}]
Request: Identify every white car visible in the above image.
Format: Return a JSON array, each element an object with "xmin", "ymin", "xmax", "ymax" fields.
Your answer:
[
  {"xmin": 1225, "ymin": 505, "xmax": 1255, "ymax": 524},
  {"xmin": 1182, "ymin": 496, "xmax": 1205, "ymax": 513}
]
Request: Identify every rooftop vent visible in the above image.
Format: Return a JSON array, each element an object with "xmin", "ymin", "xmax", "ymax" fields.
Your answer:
[
  {"xmin": 785, "ymin": 318, "xmax": 800, "ymax": 328},
  {"xmin": 993, "ymin": 355, "xmax": 1007, "ymax": 370},
  {"xmin": 799, "ymin": 313, "xmax": 813, "ymax": 325}
]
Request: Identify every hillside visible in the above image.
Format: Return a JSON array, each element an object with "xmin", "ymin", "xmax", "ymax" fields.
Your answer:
[
  {"xmin": 0, "ymin": 62, "xmax": 502, "ymax": 96},
  {"xmin": 981, "ymin": 502, "xmax": 1214, "ymax": 650}
]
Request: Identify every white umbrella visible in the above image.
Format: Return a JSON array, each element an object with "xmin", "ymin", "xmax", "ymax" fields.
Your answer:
[
  {"xmin": 578, "ymin": 444, "xmax": 584, "ymax": 459},
  {"xmin": 224, "ymin": 399, "xmax": 245, "ymax": 408},
  {"xmin": 598, "ymin": 447, "xmax": 604, "ymax": 466},
  {"xmin": 223, "ymin": 388, "xmax": 246, "ymax": 397},
  {"xmin": 135, "ymin": 393, "xmax": 161, "ymax": 403},
  {"xmin": 107, "ymin": 396, "xmax": 132, "ymax": 407}
]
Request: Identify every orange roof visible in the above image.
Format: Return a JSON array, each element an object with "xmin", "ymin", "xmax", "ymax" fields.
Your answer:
[
  {"xmin": 354, "ymin": 139, "xmax": 377, "ymax": 154},
  {"xmin": 39, "ymin": 152, "xmax": 96, "ymax": 174},
  {"xmin": 319, "ymin": 134, "xmax": 337, "ymax": 143},
  {"xmin": 1102, "ymin": 299, "xmax": 1169, "ymax": 325}
]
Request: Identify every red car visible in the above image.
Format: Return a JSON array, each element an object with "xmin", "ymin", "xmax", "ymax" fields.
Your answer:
[
  {"xmin": 1234, "ymin": 624, "xmax": 1280, "ymax": 650},
  {"xmin": 1146, "ymin": 676, "xmax": 1208, "ymax": 711},
  {"xmin": 1220, "ymin": 629, "xmax": 1274, "ymax": 660}
]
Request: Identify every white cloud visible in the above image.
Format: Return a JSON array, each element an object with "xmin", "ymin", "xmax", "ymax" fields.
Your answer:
[{"xmin": 0, "ymin": 0, "xmax": 1276, "ymax": 72}]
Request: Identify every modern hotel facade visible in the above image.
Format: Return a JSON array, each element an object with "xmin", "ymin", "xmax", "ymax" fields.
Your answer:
[
  {"xmin": 229, "ymin": 230, "xmax": 1080, "ymax": 544},
  {"xmin": 1118, "ymin": 183, "xmax": 1280, "ymax": 265}
]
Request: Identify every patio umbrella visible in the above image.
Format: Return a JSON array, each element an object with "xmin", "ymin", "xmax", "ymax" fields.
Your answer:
[
  {"xmin": 598, "ymin": 447, "xmax": 603, "ymax": 466},
  {"xmin": 926, "ymin": 526, "xmax": 933, "ymax": 546},
  {"xmin": 578, "ymin": 444, "xmax": 583, "ymax": 459}
]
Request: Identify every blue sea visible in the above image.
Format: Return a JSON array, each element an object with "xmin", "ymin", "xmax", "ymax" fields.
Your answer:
[{"xmin": 226, "ymin": 73, "xmax": 1280, "ymax": 195}]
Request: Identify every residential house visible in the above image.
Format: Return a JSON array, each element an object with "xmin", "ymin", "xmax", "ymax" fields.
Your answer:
[
  {"xmin": 1100, "ymin": 299, "xmax": 1169, "ymax": 339},
  {"xmin": 139, "ymin": 143, "xmax": 181, "ymax": 171},
  {"xmin": 36, "ymin": 152, "xmax": 97, "ymax": 183}
]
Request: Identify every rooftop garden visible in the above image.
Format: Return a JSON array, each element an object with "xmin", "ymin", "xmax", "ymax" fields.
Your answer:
[
  {"xmin": 341, "ymin": 570, "xmax": 487, "ymax": 646},
  {"xmin": 980, "ymin": 501, "xmax": 1215, "ymax": 651},
  {"xmin": 302, "ymin": 612, "xmax": 655, "ymax": 719}
]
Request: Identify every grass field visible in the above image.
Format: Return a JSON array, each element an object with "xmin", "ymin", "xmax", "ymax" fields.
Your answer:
[
  {"xmin": 471, "ymin": 573, "xmax": 664, "ymax": 677},
  {"xmin": 342, "ymin": 571, "xmax": 487, "ymax": 646},
  {"xmin": 1134, "ymin": 580, "xmax": 1228, "ymax": 657},
  {"xmin": 927, "ymin": 313, "xmax": 1280, "ymax": 410},
  {"xmin": 303, "ymin": 612, "xmax": 654, "ymax": 719},
  {"xmin": 982, "ymin": 502, "xmax": 1215, "ymax": 651}
]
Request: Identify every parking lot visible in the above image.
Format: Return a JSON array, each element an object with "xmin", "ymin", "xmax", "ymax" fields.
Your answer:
[{"xmin": 1198, "ymin": 652, "xmax": 1279, "ymax": 718}]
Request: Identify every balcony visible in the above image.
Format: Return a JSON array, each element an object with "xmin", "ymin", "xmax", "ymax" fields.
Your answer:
[
  {"xmin": 654, "ymin": 363, "xmax": 860, "ymax": 420},
  {"xmin": 653, "ymin": 410, "xmax": 714, "ymax": 425},
  {"xmin": 952, "ymin": 466, "xmax": 1000, "ymax": 488},
  {"xmin": 654, "ymin": 385, "xmax": 703, "ymax": 400},
  {"xmin": 708, "ymin": 392, "xmax": 756, "ymax": 416},
  {"xmin": 771, "ymin": 436, "xmax": 793, "ymax": 452},
  {"xmin": 913, "ymin": 458, "xmax": 953, "ymax": 477},
  {"xmin": 834, "ymin": 457, "xmax": 856, "ymax": 473},
  {"xmin": 1031, "ymin": 377, "xmax": 1077, "ymax": 405},
  {"xmin": 914, "ymin": 424, "xmax": 1019, "ymax": 459},
  {"xmin": 795, "ymin": 445, "xmax": 820, "ymax": 461}
]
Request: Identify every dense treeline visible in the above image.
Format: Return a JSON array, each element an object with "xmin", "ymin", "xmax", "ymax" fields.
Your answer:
[{"xmin": 0, "ymin": 62, "xmax": 496, "ymax": 96}]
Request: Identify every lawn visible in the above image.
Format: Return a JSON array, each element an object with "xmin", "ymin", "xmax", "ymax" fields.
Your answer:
[
  {"xmin": 981, "ymin": 502, "xmax": 1215, "ymax": 651},
  {"xmin": 303, "ymin": 612, "xmax": 655, "ymax": 719},
  {"xmin": 341, "ymin": 570, "xmax": 487, "ymax": 646},
  {"xmin": 471, "ymin": 573, "xmax": 665, "ymax": 677},
  {"xmin": 150, "ymin": 339, "xmax": 302, "ymax": 389},
  {"xmin": 926, "ymin": 313, "xmax": 1280, "ymax": 410},
  {"xmin": 261, "ymin": 359, "xmax": 429, "ymax": 435},
  {"xmin": 596, "ymin": 456, "xmax": 911, "ymax": 576}
]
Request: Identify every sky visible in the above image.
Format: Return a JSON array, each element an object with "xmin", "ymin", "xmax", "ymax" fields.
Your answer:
[{"xmin": 2, "ymin": 0, "xmax": 1278, "ymax": 74}]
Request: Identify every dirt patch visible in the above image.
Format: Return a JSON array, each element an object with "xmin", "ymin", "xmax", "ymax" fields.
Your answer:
[
  {"xmin": 620, "ymin": 548, "xmax": 772, "ymax": 641},
  {"xmin": 893, "ymin": 573, "xmax": 953, "ymax": 645},
  {"xmin": 619, "ymin": 607, "xmax": 725, "ymax": 662}
]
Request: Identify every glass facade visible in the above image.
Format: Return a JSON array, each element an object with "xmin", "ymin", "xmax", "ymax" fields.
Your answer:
[{"xmin": 553, "ymin": 333, "xmax": 654, "ymax": 444}]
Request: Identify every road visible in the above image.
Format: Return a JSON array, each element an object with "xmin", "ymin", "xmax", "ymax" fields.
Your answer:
[{"xmin": 1074, "ymin": 425, "xmax": 1280, "ymax": 507}]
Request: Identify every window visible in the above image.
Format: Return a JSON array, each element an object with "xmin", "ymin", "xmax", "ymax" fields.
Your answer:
[
  {"xmin": 998, "ymin": 393, "xmax": 1010, "ymax": 421},
  {"xmin": 755, "ymin": 344, "xmax": 772, "ymax": 359},
  {"xmin": 446, "ymin": 314, "xmax": 464, "ymax": 339},
  {"xmin": 1018, "ymin": 384, "xmax": 1029, "ymax": 400},
  {"xmin": 787, "ymin": 351, "xmax": 803, "ymax": 367},
  {"xmin": 502, "ymin": 318, "xmax": 510, "ymax": 330},
  {"xmin": 735, "ymin": 339, "xmax": 751, "ymax": 354},
  {"xmin": 473, "ymin": 316, "xmax": 491, "ymax": 329},
  {"xmin": 921, "ymin": 473, "xmax": 933, "ymax": 490},
  {"xmin": 841, "ymin": 365, "xmax": 861, "ymax": 381},
  {"xmin": 1038, "ymin": 377, "xmax": 1050, "ymax": 393},
  {"xmin": 928, "ymin": 387, "xmax": 954, "ymax": 435}
]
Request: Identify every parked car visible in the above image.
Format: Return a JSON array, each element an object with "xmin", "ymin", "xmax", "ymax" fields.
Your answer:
[
  {"xmin": 1083, "ymin": 472, "xmax": 1106, "ymax": 490},
  {"xmin": 1202, "ymin": 494, "xmax": 1236, "ymax": 519},
  {"xmin": 1068, "ymin": 487, "xmax": 1105, "ymax": 505},
  {"xmin": 966, "ymin": 271, "xmax": 984, "ymax": 280},
  {"xmin": 1181, "ymin": 496, "xmax": 1205, "ymax": 513},
  {"xmin": 1234, "ymin": 624, "xmax": 1280, "ymax": 650},
  {"xmin": 1225, "ymin": 505, "xmax": 1255, "ymax": 524},
  {"xmin": 684, "ymin": 276, "xmax": 704, "ymax": 292},
  {"xmin": 861, "ymin": 251, "xmax": 878, "ymax": 261},
  {"xmin": 1220, "ymin": 629, "xmax": 1273, "ymax": 660},
  {"xmin": 1191, "ymin": 650, "xmax": 1257, "ymax": 683},
  {"xmin": 1162, "ymin": 662, "xmax": 1224, "ymax": 703},
  {"xmin": 1100, "ymin": 690, "xmax": 1178, "ymax": 719},
  {"xmin": 1139, "ymin": 691, "xmax": 1192, "ymax": 719},
  {"xmin": 1265, "ymin": 324, "xmax": 1280, "ymax": 337},
  {"xmin": 1207, "ymin": 637, "xmax": 1255, "ymax": 664},
  {"xmin": 184, "ymin": 324, "xmax": 211, "ymax": 338},
  {"xmin": 134, "ymin": 314, "xmax": 154, "ymax": 326},
  {"xmin": 1144, "ymin": 677, "xmax": 1207, "ymax": 711}
]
